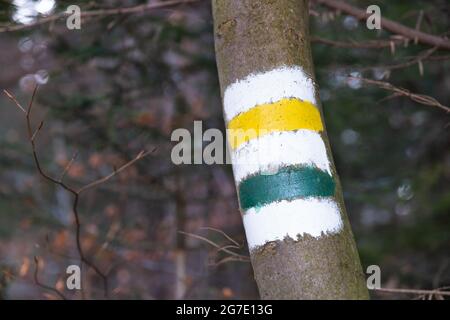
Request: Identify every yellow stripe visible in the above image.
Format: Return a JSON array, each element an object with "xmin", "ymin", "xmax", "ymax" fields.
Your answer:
[{"xmin": 227, "ymin": 98, "xmax": 323, "ymax": 149}]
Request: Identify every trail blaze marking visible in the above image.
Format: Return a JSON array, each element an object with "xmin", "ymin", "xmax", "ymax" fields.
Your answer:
[
  {"xmin": 227, "ymin": 98, "xmax": 323, "ymax": 149},
  {"xmin": 223, "ymin": 66, "xmax": 343, "ymax": 250}
]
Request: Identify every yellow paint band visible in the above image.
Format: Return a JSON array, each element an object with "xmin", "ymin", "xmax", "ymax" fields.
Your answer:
[{"xmin": 227, "ymin": 98, "xmax": 323, "ymax": 149}]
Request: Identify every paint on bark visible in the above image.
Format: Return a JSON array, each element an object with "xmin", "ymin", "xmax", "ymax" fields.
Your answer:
[
  {"xmin": 213, "ymin": 0, "xmax": 369, "ymax": 299},
  {"xmin": 231, "ymin": 130, "xmax": 332, "ymax": 183},
  {"xmin": 239, "ymin": 166, "xmax": 335, "ymax": 210},
  {"xmin": 228, "ymin": 97, "xmax": 323, "ymax": 149},
  {"xmin": 243, "ymin": 198, "xmax": 343, "ymax": 249}
]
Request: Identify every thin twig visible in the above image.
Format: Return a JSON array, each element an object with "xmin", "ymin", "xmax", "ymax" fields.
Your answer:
[
  {"xmin": 348, "ymin": 76, "xmax": 450, "ymax": 113},
  {"xmin": 4, "ymin": 88, "xmax": 148, "ymax": 298},
  {"xmin": 359, "ymin": 46, "xmax": 439, "ymax": 72},
  {"xmin": 313, "ymin": 0, "xmax": 450, "ymax": 50},
  {"xmin": 3, "ymin": 89, "xmax": 26, "ymax": 113},
  {"xmin": 200, "ymin": 227, "xmax": 241, "ymax": 247},
  {"xmin": 328, "ymin": 51, "xmax": 450, "ymax": 75},
  {"xmin": 78, "ymin": 149, "xmax": 155, "ymax": 194},
  {"xmin": 311, "ymin": 36, "xmax": 406, "ymax": 49},
  {"xmin": 216, "ymin": 245, "xmax": 242, "ymax": 255},
  {"xmin": 5, "ymin": 87, "xmax": 109, "ymax": 297},
  {"xmin": 178, "ymin": 231, "xmax": 249, "ymax": 261},
  {"xmin": 373, "ymin": 287, "xmax": 450, "ymax": 297},
  {"xmin": 0, "ymin": 0, "xmax": 202, "ymax": 33},
  {"xmin": 31, "ymin": 121, "xmax": 44, "ymax": 142},
  {"xmin": 213, "ymin": 256, "xmax": 249, "ymax": 267},
  {"xmin": 58, "ymin": 151, "xmax": 79, "ymax": 182},
  {"xmin": 33, "ymin": 256, "xmax": 67, "ymax": 300}
]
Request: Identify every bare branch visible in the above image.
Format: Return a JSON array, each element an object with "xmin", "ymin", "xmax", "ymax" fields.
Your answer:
[
  {"xmin": 349, "ymin": 76, "xmax": 450, "ymax": 113},
  {"xmin": 3, "ymin": 89, "xmax": 26, "ymax": 114},
  {"xmin": 77, "ymin": 148, "xmax": 155, "ymax": 194},
  {"xmin": 33, "ymin": 257, "xmax": 67, "ymax": 300},
  {"xmin": 27, "ymin": 85, "xmax": 38, "ymax": 116},
  {"xmin": 311, "ymin": 36, "xmax": 406, "ymax": 49},
  {"xmin": 216, "ymin": 245, "xmax": 243, "ymax": 255},
  {"xmin": 213, "ymin": 256, "xmax": 249, "ymax": 267},
  {"xmin": 373, "ymin": 287, "xmax": 450, "ymax": 297},
  {"xmin": 31, "ymin": 121, "xmax": 44, "ymax": 142},
  {"xmin": 178, "ymin": 231, "xmax": 249, "ymax": 262},
  {"xmin": 4, "ymin": 89, "xmax": 111, "ymax": 298},
  {"xmin": 359, "ymin": 46, "xmax": 439, "ymax": 72},
  {"xmin": 59, "ymin": 151, "xmax": 79, "ymax": 183},
  {"xmin": 0, "ymin": 0, "xmax": 202, "ymax": 33},
  {"xmin": 4, "ymin": 87, "xmax": 154, "ymax": 298},
  {"xmin": 313, "ymin": 0, "xmax": 450, "ymax": 50},
  {"xmin": 200, "ymin": 227, "xmax": 241, "ymax": 247}
]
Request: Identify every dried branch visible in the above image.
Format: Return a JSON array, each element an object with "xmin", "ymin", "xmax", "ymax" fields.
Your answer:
[
  {"xmin": 33, "ymin": 256, "xmax": 67, "ymax": 300},
  {"xmin": 426, "ymin": 55, "xmax": 450, "ymax": 62},
  {"xmin": 4, "ymin": 87, "xmax": 151, "ymax": 299},
  {"xmin": 216, "ymin": 245, "xmax": 243, "ymax": 255},
  {"xmin": 358, "ymin": 46, "xmax": 439, "ymax": 72},
  {"xmin": 311, "ymin": 36, "xmax": 406, "ymax": 49},
  {"xmin": 348, "ymin": 76, "xmax": 450, "ymax": 113},
  {"xmin": 325, "ymin": 48, "xmax": 449, "ymax": 76},
  {"xmin": 313, "ymin": 0, "xmax": 450, "ymax": 50},
  {"xmin": 78, "ymin": 149, "xmax": 155, "ymax": 194},
  {"xmin": 373, "ymin": 287, "xmax": 450, "ymax": 298},
  {"xmin": 59, "ymin": 151, "xmax": 79, "ymax": 183},
  {"xmin": 214, "ymin": 256, "xmax": 249, "ymax": 267},
  {"xmin": 178, "ymin": 231, "xmax": 249, "ymax": 263},
  {"xmin": 199, "ymin": 227, "xmax": 241, "ymax": 247},
  {"xmin": 0, "ymin": 0, "xmax": 202, "ymax": 33},
  {"xmin": 3, "ymin": 89, "xmax": 26, "ymax": 113}
]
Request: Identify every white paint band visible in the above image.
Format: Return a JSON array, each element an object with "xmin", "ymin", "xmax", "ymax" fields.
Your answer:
[
  {"xmin": 223, "ymin": 65, "xmax": 317, "ymax": 122},
  {"xmin": 242, "ymin": 198, "xmax": 343, "ymax": 250},
  {"xmin": 231, "ymin": 130, "xmax": 332, "ymax": 184}
]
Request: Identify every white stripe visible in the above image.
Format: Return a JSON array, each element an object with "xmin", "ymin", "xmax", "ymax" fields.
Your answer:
[
  {"xmin": 223, "ymin": 65, "xmax": 317, "ymax": 122},
  {"xmin": 231, "ymin": 130, "xmax": 331, "ymax": 184},
  {"xmin": 242, "ymin": 198, "xmax": 343, "ymax": 250}
]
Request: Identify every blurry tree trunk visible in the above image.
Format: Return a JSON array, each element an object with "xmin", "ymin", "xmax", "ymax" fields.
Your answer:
[
  {"xmin": 174, "ymin": 176, "xmax": 187, "ymax": 299},
  {"xmin": 52, "ymin": 123, "xmax": 71, "ymax": 226},
  {"xmin": 174, "ymin": 250, "xmax": 186, "ymax": 299},
  {"xmin": 212, "ymin": 0, "xmax": 369, "ymax": 299}
]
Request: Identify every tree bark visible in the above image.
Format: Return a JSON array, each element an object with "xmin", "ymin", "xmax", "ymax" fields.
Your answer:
[{"xmin": 212, "ymin": 0, "xmax": 369, "ymax": 299}]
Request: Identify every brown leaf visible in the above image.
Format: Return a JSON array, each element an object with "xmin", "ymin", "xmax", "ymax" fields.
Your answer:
[
  {"xmin": 67, "ymin": 163, "xmax": 85, "ymax": 178},
  {"xmin": 222, "ymin": 287, "xmax": 234, "ymax": 298},
  {"xmin": 88, "ymin": 153, "xmax": 103, "ymax": 169},
  {"xmin": 135, "ymin": 112, "xmax": 155, "ymax": 127},
  {"xmin": 53, "ymin": 230, "xmax": 69, "ymax": 250},
  {"xmin": 19, "ymin": 257, "xmax": 30, "ymax": 277}
]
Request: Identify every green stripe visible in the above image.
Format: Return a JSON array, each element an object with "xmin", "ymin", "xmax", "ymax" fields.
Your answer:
[{"xmin": 238, "ymin": 166, "xmax": 335, "ymax": 210}]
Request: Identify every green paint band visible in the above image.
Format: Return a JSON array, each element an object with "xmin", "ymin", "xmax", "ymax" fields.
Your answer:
[{"xmin": 238, "ymin": 166, "xmax": 335, "ymax": 211}]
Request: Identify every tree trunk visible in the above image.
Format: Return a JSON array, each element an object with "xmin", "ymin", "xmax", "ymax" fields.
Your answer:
[{"xmin": 212, "ymin": 0, "xmax": 369, "ymax": 299}]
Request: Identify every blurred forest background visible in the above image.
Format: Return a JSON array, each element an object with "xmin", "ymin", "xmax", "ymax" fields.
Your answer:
[{"xmin": 0, "ymin": 0, "xmax": 449, "ymax": 299}]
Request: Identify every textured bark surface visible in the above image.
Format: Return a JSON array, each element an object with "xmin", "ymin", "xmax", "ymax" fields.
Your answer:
[{"xmin": 213, "ymin": 0, "xmax": 369, "ymax": 299}]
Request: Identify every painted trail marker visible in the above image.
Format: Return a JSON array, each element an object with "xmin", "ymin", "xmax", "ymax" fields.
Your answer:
[{"xmin": 223, "ymin": 65, "xmax": 343, "ymax": 251}]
